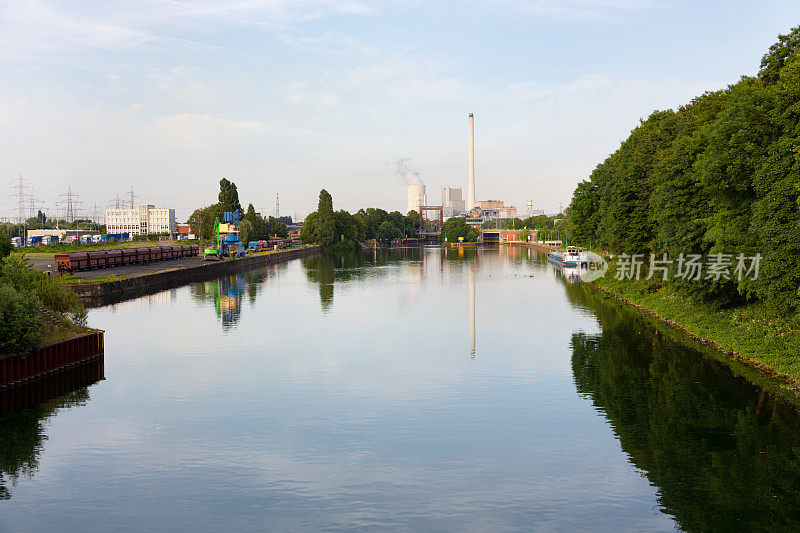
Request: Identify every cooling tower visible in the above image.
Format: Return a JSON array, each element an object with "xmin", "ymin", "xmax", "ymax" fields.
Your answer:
[{"xmin": 407, "ymin": 184, "xmax": 426, "ymax": 215}]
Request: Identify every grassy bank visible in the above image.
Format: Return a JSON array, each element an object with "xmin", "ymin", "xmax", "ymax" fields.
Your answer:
[
  {"xmin": 56, "ymin": 274, "xmax": 127, "ymax": 285},
  {"xmin": 591, "ymin": 273, "xmax": 800, "ymax": 385}
]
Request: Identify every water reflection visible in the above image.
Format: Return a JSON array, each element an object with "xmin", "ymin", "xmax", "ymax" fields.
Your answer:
[
  {"xmin": 0, "ymin": 358, "xmax": 105, "ymax": 500},
  {"xmin": 301, "ymin": 251, "xmax": 398, "ymax": 313},
  {"xmin": 189, "ymin": 265, "xmax": 288, "ymax": 329},
  {"xmin": 566, "ymin": 284, "xmax": 800, "ymax": 531}
]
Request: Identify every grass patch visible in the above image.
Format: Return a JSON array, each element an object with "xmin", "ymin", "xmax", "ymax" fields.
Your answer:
[
  {"xmin": 593, "ymin": 273, "xmax": 800, "ymax": 383},
  {"xmin": 55, "ymin": 273, "xmax": 126, "ymax": 284}
]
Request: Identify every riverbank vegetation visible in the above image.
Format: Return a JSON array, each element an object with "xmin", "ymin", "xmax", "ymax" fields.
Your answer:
[
  {"xmin": 301, "ymin": 189, "xmax": 419, "ymax": 250},
  {"xmin": 565, "ymin": 25, "xmax": 800, "ymax": 316},
  {"xmin": 592, "ymin": 269, "xmax": 800, "ymax": 383},
  {"xmin": 443, "ymin": 217, "xmax": 478, "ymax": 242},
  {"xmin": 562, "ymin": 25, "xmax": 800, "ymax": 380},
  {"xmin": 0, "ymin": 254, "xmax": 88, "ymax": 357}
]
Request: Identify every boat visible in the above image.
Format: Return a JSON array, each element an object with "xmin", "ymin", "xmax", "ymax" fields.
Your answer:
[{"xmin": 547, "ymin": 246, "xmax": 589, "ymax": 268}]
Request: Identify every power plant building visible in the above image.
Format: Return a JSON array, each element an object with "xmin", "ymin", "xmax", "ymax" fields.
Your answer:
[
  {"xmin": 106, "ymin": 204, "xmax": 176, "ymax": 236},
  {"xmin": 442, "ymin": 187, "xmax": 465, "ymax": 218}
]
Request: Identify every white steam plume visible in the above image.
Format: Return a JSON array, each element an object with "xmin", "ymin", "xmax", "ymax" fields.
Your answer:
[{"xmin": 395, "ymin": 158, "xmax": 423, "ymax": 186}]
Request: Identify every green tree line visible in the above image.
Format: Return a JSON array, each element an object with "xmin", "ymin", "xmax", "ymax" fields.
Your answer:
[
  {"xmin": 301, "ymin": 190, "xmax": 419, "ymax": 250},
  {"xmin": 188, "ymin": 178, "xmax": 290, "ymax": 243},
  {"xmin": 564, "ymin": 25, "xmax": 800, "ymax": 313}
]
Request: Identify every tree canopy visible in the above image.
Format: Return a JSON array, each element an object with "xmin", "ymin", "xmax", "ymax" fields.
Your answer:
[
  {"xmin": 218, "ymin": 178, "xmax": 242, "ymax": 214},
  {"xmin": 564, "ymin": 24, "xmax": 800, "ymax": 314}
]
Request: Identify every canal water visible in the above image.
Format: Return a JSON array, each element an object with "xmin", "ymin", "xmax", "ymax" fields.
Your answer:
[{"xmin": 2, "ymin": 247, "xmax": 800, "ymax": 531}]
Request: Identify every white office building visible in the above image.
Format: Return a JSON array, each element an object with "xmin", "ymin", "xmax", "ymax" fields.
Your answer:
[
  {"xmin": 442, "ymin": 187, "xmax": 465, "ymax": 218},
  {"xmin": 105, "ymin": 204, "xmax": 176, "ymax": 236}
]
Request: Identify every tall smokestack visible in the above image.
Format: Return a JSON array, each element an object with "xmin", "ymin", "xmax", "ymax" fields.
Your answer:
[{"xmin": 467, "ymin": 113, "xmax": 475, "ymax": 211}]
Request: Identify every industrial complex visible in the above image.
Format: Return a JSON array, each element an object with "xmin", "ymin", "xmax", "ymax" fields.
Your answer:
[{"xmin": 404, "ymin": 112, "xmax": 541, "ymax": 244}]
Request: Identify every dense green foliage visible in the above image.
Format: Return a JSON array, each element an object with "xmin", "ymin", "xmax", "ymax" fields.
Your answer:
[
  {"xmin": 315, "ymin": 190, "xmax": 337, "ymax": 248},
  {"xmin": 0, "ymin": 284, "xmax": 42, "ymax": 357},
  {"xmin": 565, "ymin": 25, "xmax": 800, "ymax": 313},
  {"xmin": 240, "ymin": 204, "xmax": 269, "ymax": 243},
  {"xmin": 188, "ymin": 203, "xmax": 222, "ymax": 240},
  {"xmin": 218, "ymin": 178, "xmax": 242, "ymax": 214},
  {"xmin": 443, "ymin": 217, "xmax": 478, "ymax": 243},
  {"xmin": 0, "ymin": 255, "xmax": 86, "ymax": 357},
  {"xmin": 500, "ymin": 215, "xmax": 556, "ymax": 230},
  {"xmin": 0, "ymin": 231, "xmax": 11, "ymax": 258},
  {"xmin": 301, "ymin": 191, "xmax": 366, "ymax": 251},
  {"xmin": 301, "ymin": 192, "xmax": 421, "ymax": 250},
  {"xmin": 356, "ymin": 208, "xmax": 418, "ymax": 242}
]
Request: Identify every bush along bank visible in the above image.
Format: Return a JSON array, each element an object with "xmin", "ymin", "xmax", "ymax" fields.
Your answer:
[
  {"xmin": 589, "ymin": 259, "xmax": 800, "ymax": 387},
  {"xmin": 0, "ymin": 254, "xmax": 90, "ymax": 358}
]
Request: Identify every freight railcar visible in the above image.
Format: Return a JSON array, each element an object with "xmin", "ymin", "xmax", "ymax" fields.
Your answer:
[{"xmin": 55, "ymin": 243, "xmax": 200, "ymax": 273}]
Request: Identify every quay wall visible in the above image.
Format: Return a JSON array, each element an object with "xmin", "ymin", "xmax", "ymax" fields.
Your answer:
[
  {"xmin": 0, "ymin": 331, "xmax": 104, "ymax": 390},
  {"xmin": 67, "ymin": 246, "xmax": 320, "ymax": 307}
]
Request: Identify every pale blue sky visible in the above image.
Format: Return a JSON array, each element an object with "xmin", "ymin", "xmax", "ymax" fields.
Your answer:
[{"xmin": 1, "ymin": 1, "xmax": 799, "ymax": 221}]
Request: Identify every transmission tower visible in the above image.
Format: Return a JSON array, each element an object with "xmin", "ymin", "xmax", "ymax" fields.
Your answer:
[
  {"xmin": 92, "ymin": 202, "xmax": 100, "ymax": 230},
  {"xmin": 275, "ymin": 193, "xmax": 280, "ymax": 219},
  {"xmin": 107, "ymin": 193, "xmax": 123, "ymax": 219},
  {"xmin": 12, "ymin": 174, "xmax": 29, "ymax": 224},
  {"xmin": 58, "ymin": 187, "xmax": 83, "ymax": 224},
  {"xmin": 27, "ymin": 195, "xmax": 45, "ymax": 224},
  {"xmin": 129, "ymin": 186, "xmax": 137, "ymax": 209}
]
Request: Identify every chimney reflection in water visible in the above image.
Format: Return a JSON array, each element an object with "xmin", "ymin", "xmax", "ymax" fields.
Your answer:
[{"xmin": 469, "ymin": 262, "xmax": 476, "ymax": 357}]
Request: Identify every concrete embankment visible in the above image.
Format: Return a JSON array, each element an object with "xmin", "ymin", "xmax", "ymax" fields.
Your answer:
[{"xmin": 66, "ymin": 246, "xmax": 320, "ymax": 307}]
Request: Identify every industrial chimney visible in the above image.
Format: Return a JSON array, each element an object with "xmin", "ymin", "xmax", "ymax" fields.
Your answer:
[{"xmin": 467, "ymin": 113, "xmax": 475, "ymax": 211}]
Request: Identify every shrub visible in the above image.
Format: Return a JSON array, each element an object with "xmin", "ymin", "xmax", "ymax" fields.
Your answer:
[
  {"xmin": 0, "ymin": 254, "xmax": 80, "ymax": 313},
  {"xmin": 0, "ymin": 284, "xmax": 42, "ymax": 357}
]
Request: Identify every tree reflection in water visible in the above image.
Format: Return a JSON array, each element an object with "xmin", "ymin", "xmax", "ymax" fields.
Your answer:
[
  {"xmin": 189, "ymin": 264, "xmax": 288, "ymax": 329},
  {"xmin": 301, "ymin": 251, "xmax": 383, "ymax": 313},
  {"xmin": 566, "ymin": 283, "xmax": 800, "ymax": 531},
  {"xmin": 0, "ymin": 358, "xmax": 104, "ymax": 500}
]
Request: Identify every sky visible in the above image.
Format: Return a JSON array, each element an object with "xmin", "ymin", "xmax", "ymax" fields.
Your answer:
[{"xmin": 1, "ymin": 1, "xmax": 799, "ymax": 222}]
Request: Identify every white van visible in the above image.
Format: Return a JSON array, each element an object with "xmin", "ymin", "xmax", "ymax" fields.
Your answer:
[
  {"xmin": 92, "ymin": 235, "xmax": 103, "ymax": 243},
  {"xmin": 10, "ymin": 237, "xmax": 22, "ymax": 247}
]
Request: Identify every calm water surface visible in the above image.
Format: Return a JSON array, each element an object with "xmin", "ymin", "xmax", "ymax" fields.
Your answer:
[{"xmin": 2, "ymin": 247, "xmax": 800, "ymax": 531}]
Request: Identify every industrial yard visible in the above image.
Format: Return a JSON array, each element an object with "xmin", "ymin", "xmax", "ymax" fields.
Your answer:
[{"xmin": 29, "ymin": 253, "xmax": 208, "ymax": 279}]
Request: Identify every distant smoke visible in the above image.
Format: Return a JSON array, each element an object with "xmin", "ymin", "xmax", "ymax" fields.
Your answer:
[{"xmin": 395, "ymin": 158, "xmax": 424, "ymax": 186}]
